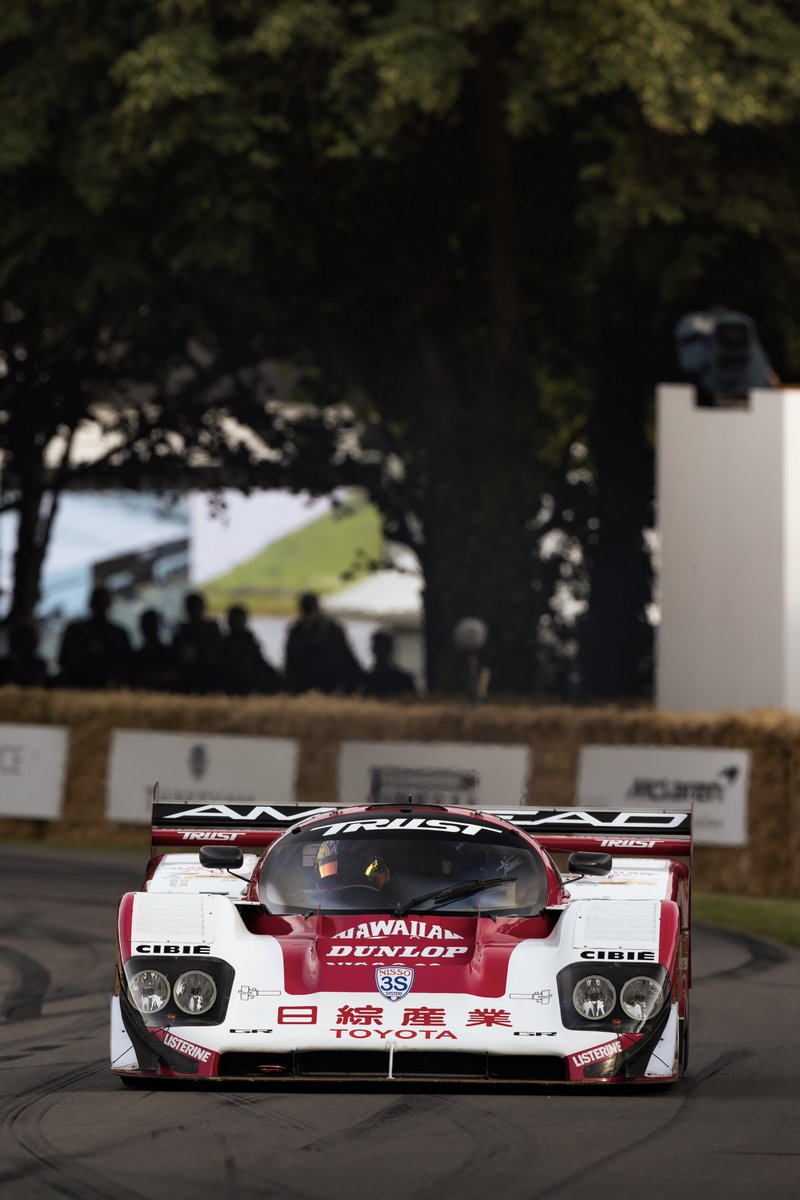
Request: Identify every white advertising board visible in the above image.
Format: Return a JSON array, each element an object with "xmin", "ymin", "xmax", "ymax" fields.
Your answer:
[
  {"xmin": 338, "ymin": 741, "xmax": 531, "ymax": 808},
  {"xmin": 577, "ymin": 745, "xmax": 750, "ymax": 847},
  {"xmin": 106, "ymin": 730, "xmax": 298, "ymax": 825},
  {"xmin": 0, "ymin": 723, "xmax": 69, "ymax": 821}
]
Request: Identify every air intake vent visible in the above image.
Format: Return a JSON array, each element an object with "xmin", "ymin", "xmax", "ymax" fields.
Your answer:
[{"xmin": 217, "ymin": 1051, "xmax": 565, "ymax": 1081}]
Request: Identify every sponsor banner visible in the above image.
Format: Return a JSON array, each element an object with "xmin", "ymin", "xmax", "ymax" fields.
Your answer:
[
  {"xmin": 577, "ymin": 745, "xmax": 750, "ymax": 848},
  {"xmin": 133, "ymin": 944, "xmax": 211, "ymax": 955},
  {"xmin": 338, "ymin": 740, "xmax": 531, "ymax": 808},
  {"xmin": 150, "ymin": 1028, "xmax": 219, "ymax": 1076},
  {"xmin": 565, "ymin": 1032, "xmax": 642, "ymax": 1080},
  {"xmin": 0, "ymin": 723, "xmax": 68, "ymax": 821},
  {"xmin": 106, "ymin": 730, "xmax": 298, "ymax": 825},
  {"xmin": 569, "ymin": 1038, "xmax": 623, "ymax": 1069}
]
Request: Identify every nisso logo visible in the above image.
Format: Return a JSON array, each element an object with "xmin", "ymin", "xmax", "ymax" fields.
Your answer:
[{"xmin": 376, "ymin": 966, "xmax": 414, "ymax": 1002}]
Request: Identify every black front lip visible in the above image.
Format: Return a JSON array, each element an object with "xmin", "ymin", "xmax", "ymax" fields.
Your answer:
[{"xmin": 119, "ymin": 990, "xmax": 201, "ymax": 1075}]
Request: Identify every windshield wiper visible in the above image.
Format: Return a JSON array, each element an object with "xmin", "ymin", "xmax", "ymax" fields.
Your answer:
[{"xmin": 394, "ymin": 876, "xmax": 516, "ymax": 917}]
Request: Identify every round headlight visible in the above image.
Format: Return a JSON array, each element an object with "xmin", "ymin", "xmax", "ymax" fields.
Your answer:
[
  {"xmin": 572, "ymin": 975, "xmax": 616, "ymax": 1020},
  {"xmin": 129, "ymin": 969, "xmax": 170, "ymax": 1014},
  {"xmin": 620, "ymin": 976, "xmax": 664, "ymax": 1021},
  {"xmin": 174, "ymin": 970, "xmax": 217, "ymax": 1015}
]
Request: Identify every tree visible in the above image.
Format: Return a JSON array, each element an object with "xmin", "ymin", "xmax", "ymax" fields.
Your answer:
[{"xmin": 4, "ymin": 1, "xmax": 800, "ymax": 692}]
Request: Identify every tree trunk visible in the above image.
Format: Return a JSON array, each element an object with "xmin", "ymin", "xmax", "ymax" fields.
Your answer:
[
  {"xmin": 5, "ymin": 466, "xmax": 51, "ymax": 626},
  {"xmin": 419, "ymin": 437, "xmax": 546, "ymax": 697},
  {"xmin": 579, "ymin": 372, "xmax": 654, "ymax": 699}
]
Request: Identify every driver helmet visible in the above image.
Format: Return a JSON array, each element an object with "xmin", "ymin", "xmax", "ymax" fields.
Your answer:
[
  {"xmin": 315, "ymin": 840, "xmax": 340, "ymax": 882},
  {"xmin": 314, "ymin": 840, "xmax": 391, "ymax": 889},
  {"xmin": 363, "ymin": 854, "xmax": 391, "ymax": 890}
]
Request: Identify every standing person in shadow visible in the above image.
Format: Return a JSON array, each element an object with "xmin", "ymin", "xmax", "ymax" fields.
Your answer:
[
  {"xmin": 171, "ymin": 591, "xmax": 223, "ymax": 693},
  {"xmin": 362, "ymin": 629, "xmax": 417, "ymax": 699},
  {"xmin": 222, "ymin": 604, "xmax": 282, "ymax": 695},
  {"xmin": 284, "ymin": 592, "xmax": 362, "ymax": 695},
  {"xmin": 131, "ymin": 609, "xmax": 179, "ymax": 692},
  {"xmin": 57, "ymin": 585, "xmax": 132, "ymax": 688},
  {"xmin": 0, "ymin": 619, "xmax": 50, "ymax": 687}
]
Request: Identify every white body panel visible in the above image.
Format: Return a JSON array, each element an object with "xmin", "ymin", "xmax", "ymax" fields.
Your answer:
[{"xmin": 118, "ymin": 884, "xmax": 670, "ymax": 1071}]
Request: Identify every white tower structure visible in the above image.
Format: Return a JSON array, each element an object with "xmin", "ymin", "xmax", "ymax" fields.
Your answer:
[{"xmin": 656, "ymin": 384, "xmax": 800, "ymax": 712}]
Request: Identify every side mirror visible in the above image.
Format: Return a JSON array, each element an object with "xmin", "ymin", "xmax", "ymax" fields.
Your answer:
[
  {"xmin": 567, "ymin": 851, "xmax": 612, "ymax": 877},
  {"xmin": 199, "ymin": 844, "xmax": 244, "ymax": 870}
]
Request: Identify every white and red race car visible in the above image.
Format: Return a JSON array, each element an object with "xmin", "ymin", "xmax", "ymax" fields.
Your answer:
[{"xmin": 111, "ymin": 801, "xmax": 691, "ymax": 1085}]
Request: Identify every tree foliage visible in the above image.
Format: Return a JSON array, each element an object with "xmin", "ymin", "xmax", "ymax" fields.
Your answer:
[{"xmin": 3, "ymin": 1, "xmax": 800, "ymax": 692}]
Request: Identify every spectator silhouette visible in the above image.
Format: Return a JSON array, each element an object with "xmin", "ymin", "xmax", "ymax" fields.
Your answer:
[
  {"xmin": 131, "ymin": 608, "xmax": 179, "ymax": 692},
  {"xmin": 0, "ymin": 619, "xmax": 49, "ymax": 687},
  {"xmin": 284, "ymin": 592, "xmax": 362, "ymax": 694},
  {"xmin": 57, "ymin": 586, "xmax": 132, "ymax": 688},
  {"xmin": 362, "ymin": 629, "xmax": 417, "ymax": 699},
  {"xmin": 222, "ymin": 604, "xmax": 282, "ymax": 695},
  {"xmin": 171, "ymin": 591, "xmax": 224, "ymax": 693}
]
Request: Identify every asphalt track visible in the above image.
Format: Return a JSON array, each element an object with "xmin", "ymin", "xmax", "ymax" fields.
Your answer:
[{"xmin": 1, "ymin": 846, "xmax": 798, "ymax": 1200}]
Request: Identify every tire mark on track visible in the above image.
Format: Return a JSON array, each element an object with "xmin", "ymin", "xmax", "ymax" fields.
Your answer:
[
  {"xmin": 0, "ymin": 945, "xmax": 51, "ymax": 1021},
  {"xmin": 221, "ymin": 1093, "xmax": 317, "ymax": 1134},
  {"xmin": 521, "ymin": 1050, "xmax": 753, "ymax": 1199},
  {"xmin": 408, "ymin": 1091, "xmax": 538, "ymax": 1200},
  {"xmin": 2, "ymin": 1062, "xmax": 153, "ymax": 1200}
]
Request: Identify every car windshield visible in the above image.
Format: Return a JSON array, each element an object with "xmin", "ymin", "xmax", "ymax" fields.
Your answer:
[{"xmin": 259, "ymin": 814, "xmax": 548, "ymax": 916}]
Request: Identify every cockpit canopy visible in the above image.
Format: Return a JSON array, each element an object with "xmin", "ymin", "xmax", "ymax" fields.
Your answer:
[{"xmin": 259, "ymin": 812, "xmax": 549, "ymax": 916}]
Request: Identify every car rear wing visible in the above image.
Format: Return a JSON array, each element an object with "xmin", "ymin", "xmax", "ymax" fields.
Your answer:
[
  {"xmin": 151, "ymin": 800, "xmax": 691, "ymax": 857},
  {"xmin": 151, "ymin": 801, "xmax": 335, "ymax": 852},
  {"xmin": 485, "ymin": 807, "xmax": 692, "ymax": 857}
]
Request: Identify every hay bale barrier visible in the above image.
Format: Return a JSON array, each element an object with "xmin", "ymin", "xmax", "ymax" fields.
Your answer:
[{"xmin": 1, "ymin": 687, "xmax": 798, "ymax": 897}]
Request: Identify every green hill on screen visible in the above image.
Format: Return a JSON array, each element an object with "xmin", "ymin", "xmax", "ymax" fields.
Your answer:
[{"xmin": 202, "ymin": 496, "xmax": 383, "ymax": 615}]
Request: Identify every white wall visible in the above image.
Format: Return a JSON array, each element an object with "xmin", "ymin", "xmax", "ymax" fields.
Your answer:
[{"xmin": 657, "ymin": 385, "xmax": 800, "ymax": 712}]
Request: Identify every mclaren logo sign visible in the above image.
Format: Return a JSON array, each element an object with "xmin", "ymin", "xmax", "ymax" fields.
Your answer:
[{"xmin": 577, "ymin": 746, "xmax": 749, "ymax": 847}]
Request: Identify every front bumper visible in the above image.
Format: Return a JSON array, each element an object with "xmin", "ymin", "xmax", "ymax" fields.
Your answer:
[{"xmin": 111, "ymin": 995, "xmax": 679, "ymax": 1085}]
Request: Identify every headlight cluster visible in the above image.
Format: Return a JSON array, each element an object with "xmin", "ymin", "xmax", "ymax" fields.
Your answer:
[
  {"xmin": 571, "ymin": 974, "xmax": 665, "ymax": 1022},
  {"xmin": 558, "ymin": 962, "xmax": 669, "ymax": 1031},
  {"xmin": 619, "ymin": 975, "xmax": 664, "ymax": 1021},
  {"xmin": 572, "ymin": 975, "xmax": 616, "ymax": 1021},
  {"xmin": 129, "ymin": 969, "xmax": 171, "ymax": 1014},
  {"xmin": 123, "ymin": 955, "xmax": 233, "ymax": 1025},
  {"xmin": 129, "ymin": 969, "xmax": 218, "ymax": 1016}
]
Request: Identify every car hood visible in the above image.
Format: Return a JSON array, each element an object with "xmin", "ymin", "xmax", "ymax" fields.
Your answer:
[{"xmin": 244, "ymin": 911, "xmax": 556, "ymax": 997}]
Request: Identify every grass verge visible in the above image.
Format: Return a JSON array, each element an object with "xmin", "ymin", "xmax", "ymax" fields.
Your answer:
[{"xmin": 694, "ymin": 891, "xmax": 800, "ymax": 949}]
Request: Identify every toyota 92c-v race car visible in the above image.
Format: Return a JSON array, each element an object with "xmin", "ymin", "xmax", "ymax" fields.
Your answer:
[{"xmin": 111, "ymin": 801, "xmax": 691, "ymax": 1085}]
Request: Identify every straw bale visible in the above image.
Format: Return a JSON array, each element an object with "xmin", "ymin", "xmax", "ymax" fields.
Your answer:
[{"xmin": 2, "ymin": 687, "xmax": 800, "ymax": 895}]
